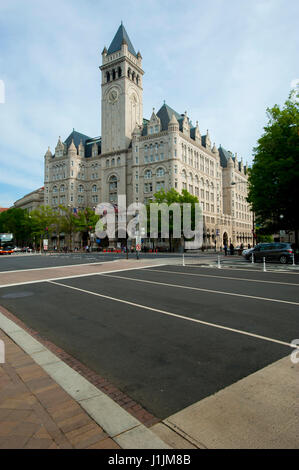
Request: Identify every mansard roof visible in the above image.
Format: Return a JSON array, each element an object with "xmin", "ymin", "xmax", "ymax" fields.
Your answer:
[
  {"xmin": 65, "ymin": 130, "xmax": 91, "ymax": 148},
  {"xmin": 218, "ymin": 146, "xmax": 234, "ymax": 168},
  {"xmin": 64, "ymin": 130, "xmax": 101, "ymax": 157},
  {"xmin": 107, "ymin": 23, "xmax": 137, "ymax": 57},
  {"xmin": 156, "ymin": 103, "xmax": 182, "ymax": 131}
]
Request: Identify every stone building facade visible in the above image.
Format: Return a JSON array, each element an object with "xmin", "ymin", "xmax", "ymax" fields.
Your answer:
[
  {"xmin": 42, "ymin": 23, "xmax": 253, "ymax": 248},
  {"xmin": 14, "ymin": 187, "xmax": 45, "ymax": 213}
]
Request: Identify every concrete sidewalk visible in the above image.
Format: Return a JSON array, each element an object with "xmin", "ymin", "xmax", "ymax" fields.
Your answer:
[{"xmin": 0, "ymin": 329, "xmax": 120, "ymax": 449}]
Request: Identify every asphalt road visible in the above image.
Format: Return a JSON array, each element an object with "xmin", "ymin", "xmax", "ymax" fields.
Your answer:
[
  {"xmin": 0, "ymin": 264, "xmax": 298, "ymax": 419},
  {"xmin": 0, "ymin": 251, "xmax": 296, "ymax": 273}
]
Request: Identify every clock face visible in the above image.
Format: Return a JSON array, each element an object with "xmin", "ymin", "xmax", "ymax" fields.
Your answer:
[{"xmin": 108, "ymin": 89, "xmax": 118, "ymax": 103}]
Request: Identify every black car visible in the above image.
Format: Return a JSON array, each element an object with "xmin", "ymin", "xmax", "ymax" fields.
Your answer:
[{"xmin": 243, "ymin": 242, "xmax": 294, "ymax": 264}]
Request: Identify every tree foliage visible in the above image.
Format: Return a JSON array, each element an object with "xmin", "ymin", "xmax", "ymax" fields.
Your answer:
[
  {"xmin": 146, "ymin": 188, "xmax": 199, "ymax": 250},
  {"xmin": 247, "ymin": 90, "xmax": 299, "ymax": 240}
]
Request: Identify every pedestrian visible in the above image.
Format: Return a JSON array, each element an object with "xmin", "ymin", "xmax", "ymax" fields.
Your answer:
[
  {"xmin": 248, "ymin": 243, "xmax": 251, "ymax": 249},
  {"xmin": 224, "ymin": 243, "xmax": 228, "ymax": 256},
  {"xmin": 229, "ymin": 243, "xmax": 234, "ymax": 255}
]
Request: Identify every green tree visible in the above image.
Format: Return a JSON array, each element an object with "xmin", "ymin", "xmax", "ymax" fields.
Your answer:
[
  {"xmin": 59, "ymin": 206, "xmax": 78, "ymax": 251},
  {"xmin": 74, "ymin": 208, "xmax": 100, "ymax": 249},
  {"xmin": 0, "ymin": 208, "xmax": 32, "ymax": 247},
  {"xmin": 147, "ymin": 188, "xmax": 199, "ymax": 251},
  {"xmin": 248, "ymin": 89, "xmax": 299, "ymax": 244},
  {"xmin": 30, "ymin": 206, "xmax": 56, "ymax": 251}
]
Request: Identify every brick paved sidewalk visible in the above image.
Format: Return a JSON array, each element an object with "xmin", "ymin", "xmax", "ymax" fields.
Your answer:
[{"xmin": 0, "ymin": 329, "xmax": 121, "ymax": 449}]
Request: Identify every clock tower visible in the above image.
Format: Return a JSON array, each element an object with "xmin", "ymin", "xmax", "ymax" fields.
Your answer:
[{"xmin": 100, "ymin": 24, "xmax": 144, "ymax": 154}]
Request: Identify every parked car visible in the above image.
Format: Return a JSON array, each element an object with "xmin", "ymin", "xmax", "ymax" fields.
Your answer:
[{"xmin": 243, "ymin": 242, "xmax": 294, "ymax": 264}]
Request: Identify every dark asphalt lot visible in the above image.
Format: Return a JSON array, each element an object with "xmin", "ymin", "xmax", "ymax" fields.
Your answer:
[
  {"xmin": 0, "ymin": 264, "xmax": 298, "ymax": 419},
  {"xmin": 0, "ymin": 253, "xmax": 120, "ymax": 272},
  {"xmin": 0, "ymin": 252, "xmax": 188, "ymax": 272},
  {"xmin": 0, "ymin": 252, "xmax": 297, "ymax": 273}
]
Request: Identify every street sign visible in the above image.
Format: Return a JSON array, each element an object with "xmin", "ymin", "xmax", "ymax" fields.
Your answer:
[{"xmin": 43, "ymin": 239, "xmax": 48, "ymax": 251}]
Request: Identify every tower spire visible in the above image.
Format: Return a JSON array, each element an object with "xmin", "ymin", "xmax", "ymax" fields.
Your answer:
[{"xmin": 107, "ymin": 23, "xmax": 137, "ymax": 57}]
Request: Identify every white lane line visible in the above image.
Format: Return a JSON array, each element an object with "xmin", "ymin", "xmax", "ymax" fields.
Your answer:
[
  {"xmin": 0, "ymin": 264, "xmax": 166, "ymax": 289},
  {"xmin": 186, "ymin": 264, "xmax": 299, "ymax": 276},
  {"xmin": 100, "ymin": 274, "xmax": 299, "ymax": 307},
  {"xmin": 0, "ymin": 261, "xmax": 109, "ymax": 274},
  {"xmin": 48, "ymin": 280, "xmax": 299, "ymax": 350},
  {"xmin": 0, "ymin": 310, "xmax": 169, "ymax": 448},
  {"xmin": 143, "ymin": 268, "xmax": 299, "ymax": 287}
]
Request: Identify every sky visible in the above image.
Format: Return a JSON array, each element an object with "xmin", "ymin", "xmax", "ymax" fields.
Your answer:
[{"xmin": 0, "ymin": 0, "xmax": 298, "ymax": 207}]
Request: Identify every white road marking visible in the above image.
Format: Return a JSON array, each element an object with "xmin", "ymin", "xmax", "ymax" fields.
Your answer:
[
  {"xmin": 185, "ymin": 264, "xmax": 299, "ymax": 276},
  {"xmin": 143, "ymin": 268, "xmax": 299, "ymax": 286},
  {"xmin": 0, "ymin": 264, "xmax": 166, "ymax": 289},
  {"xmin": 0, "ymin": 310, "xmax": 169, "ymax": 449},
  {"xmin": 48, "ymin": 280, "xmax": 299, "ymax": 350},
  {"xmin": 0, "ymin": 261, "xmax": 107, "ymax": 274},
  {"xmin": 100, "ymin": 273, "xmax": 299, "ymax": 306}
]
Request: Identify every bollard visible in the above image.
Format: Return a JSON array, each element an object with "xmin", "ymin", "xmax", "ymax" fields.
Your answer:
[
  {"xmin": 293, "ymin": 253, "xmax": 296, "ymax": 266},
  {"xmin": 183, "ymin": 253, "xmax": 185, "ymax": 267},
  {"xmin": 263, "ymin": 257, "xmax": 266, "ymax": 272},
  {"xmin": 218, "ymin": 255, "xmax": 221, "ymax": 269},
  {"xmin": 252, "ymin": 253, "xmax": 254, "ymax": 264}
]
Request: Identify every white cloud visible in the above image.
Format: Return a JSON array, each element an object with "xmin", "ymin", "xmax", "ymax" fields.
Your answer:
[{"xmin": 0, "ymin": 0, "xmax": 298, "ymax": 204}]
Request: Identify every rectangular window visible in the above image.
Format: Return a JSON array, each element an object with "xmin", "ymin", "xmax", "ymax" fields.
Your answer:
[
  {"xmin": 144, "ymin": 183, "xmax": 153, "ymax": 193},
  {"xmin": 156, "ymin": 181, "xmax": 165, "ymax": 192}
]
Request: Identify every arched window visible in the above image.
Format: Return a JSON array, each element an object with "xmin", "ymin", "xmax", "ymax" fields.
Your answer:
[
  {"xmin": 127, "ymin": 68, "xmax": 131, "ymax": 78},
  {"xmin": 106, "ymin": 71, "xmax": 110, "ymax": 82},
  {"xmin": 117, "ymin": 157, "xmax": 121, "ymax": 165},
  {"xmin": 109, "ymin": 175, "xmax": 118, "ymax": 203},
  {"xmin": 106, "ymin": 159, "xmax": 110, "ymax": 168},
  {"xmin": 144, "ymin": 169, "xmax": 152, "ymax": 179},
  {"xmin": 92, "ymin": 185, "xmax": 97, "ymax": 193},
  {"xmin": 156, "ymin": 168, "xmax": 165, "ymax": 177},
  {"xmin": 78, "ymin": 185, "xmax": 84, "ymax": 193},
  {"xmin": 111, "ymin": 158, "xmax": 115, "ymax": 166},
  {"xmin": 60, "ymin": 184, "xmax": 65, "ymax": 193},
  {"xmin": 112, "ymin": 69, "xmax": 116, "ymax": 80},
  {"xmin": 132, "ymin": 71, "xmax": 135, "ymax": 82},
  {"xmin": 118, "ymin": 67, "xmax": 122, "ymax": 78}
]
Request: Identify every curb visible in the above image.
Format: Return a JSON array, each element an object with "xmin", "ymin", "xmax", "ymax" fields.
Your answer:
[{"xmin": 0, "ymin": 312, "xmax": 170, "ymax": 449}]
